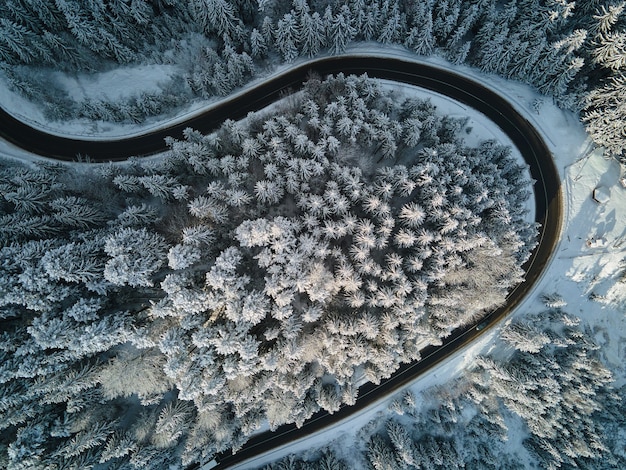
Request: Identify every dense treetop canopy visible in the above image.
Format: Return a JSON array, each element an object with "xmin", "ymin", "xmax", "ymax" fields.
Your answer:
[
  {"xmin": 3, "ymin": 0, "xmax": 624, "ymax": 468},
  {"xmin": 0, "ymin": 73, "xmax": 534, "ymax": 468}
]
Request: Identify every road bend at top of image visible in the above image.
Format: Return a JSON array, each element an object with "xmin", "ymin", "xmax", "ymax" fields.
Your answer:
[{"xmin": 0, "ymin": 55, "xmax": 563, "ymax": 469}]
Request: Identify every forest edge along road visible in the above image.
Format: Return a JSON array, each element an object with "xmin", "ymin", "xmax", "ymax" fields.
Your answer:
[
  {"xmin": 0, "ymin": 55, "xmax": 563, "ymax": 470},
  {"xmin": 0, "ymin": 55, "xmax": 562, "ymax": 469}
]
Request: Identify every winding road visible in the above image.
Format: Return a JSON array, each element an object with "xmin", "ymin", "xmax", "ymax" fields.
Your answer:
[{"xmin": 0, "ymin": 55, "xmax": 562, "ymax": 469}]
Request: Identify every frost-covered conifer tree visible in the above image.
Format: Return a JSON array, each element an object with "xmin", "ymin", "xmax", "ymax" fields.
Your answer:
[
  {"xmin": 250, "ymin": 28, "xmax": 268, "ymax": 59},
  {"xmin": 275, "ymin": 12, "xmax": 300, "ymax": 62},
  {"xmin": 104, "ymin": 227, "xmax": 168, "ymax": 287},
  {"xmin": 327, "ymin": 6, "xmax": 356, "ymax": 55},
  {"xmin": 298, "ymin": 4, "xmax": 326, "ymax": 57}
]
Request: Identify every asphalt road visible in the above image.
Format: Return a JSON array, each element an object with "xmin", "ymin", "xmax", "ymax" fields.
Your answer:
[{"xmin": 0, "ymin": 55, "xmax": 562, "ymax": 469}]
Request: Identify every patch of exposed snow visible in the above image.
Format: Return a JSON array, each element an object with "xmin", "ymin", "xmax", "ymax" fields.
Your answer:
[{"xmin": 54, "ymin": 64, "xmax": 179, "ymax": 102}]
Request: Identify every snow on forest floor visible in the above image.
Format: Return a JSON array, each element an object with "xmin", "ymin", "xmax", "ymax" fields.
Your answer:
[
  {"xmin": 55, "ymin": 64, "xmax": 180, "ymax": 104},
  {"xmin": 558, "ymin": 152, "xmax": 626, "ymax": 381},
  {"xmin": 0, "ymin": 63, "xmax": 183, "ymax": 139},
  {"xmin": 1, "ymin": 43, "xmax": 625, "ymax": 469}
]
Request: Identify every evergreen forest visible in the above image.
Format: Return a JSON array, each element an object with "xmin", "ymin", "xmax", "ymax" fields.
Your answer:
[
  {"xmin": 262, "ymin": 309, "xmax": 626, "ymax": 470},
  {"xmin": 1, "ymin": 0, "xmax": 625, "ymax": 469},
  {"xmin": 0, "ymin": 74, "xmax": 534, "ymax": 468}
]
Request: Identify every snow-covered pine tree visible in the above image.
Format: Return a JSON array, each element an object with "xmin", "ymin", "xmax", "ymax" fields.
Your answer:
[
  {"xmin": 275, "ymin": 12, "xmax": 299, "ymax": 62},
  {"xmin": 103, "ymin": 227, "xmax": 168, "ymax": 287},
  {"xmin": 327, "ymin": 6, "xmax": 356, "ymax": 55},
  {"xmin": 249, "ymin": 28, "xmax": 267, "ymax": 59},
  {"xmin": 299, "ymin": 11, "xmax": 326, "ymax": 58}
]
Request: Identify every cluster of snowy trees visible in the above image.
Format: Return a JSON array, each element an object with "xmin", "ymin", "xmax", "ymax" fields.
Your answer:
[
  {"xmin": 581, "ymin": 3, "xmax": 626, "ymax": 159},
  {"xmin": 0, "ymin": 74, "xmax": 534, "ymax": 468},
  {"xmin": 469, "ymin": 312, "xmax": 623, "ymax": 469},
  {"xmin": 1, "ymin": 1, "xmax": 625, "ymax": 157},
  {"xmin": 262, "ymin": 309, "xmax": 626, "ymax": 470}
]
